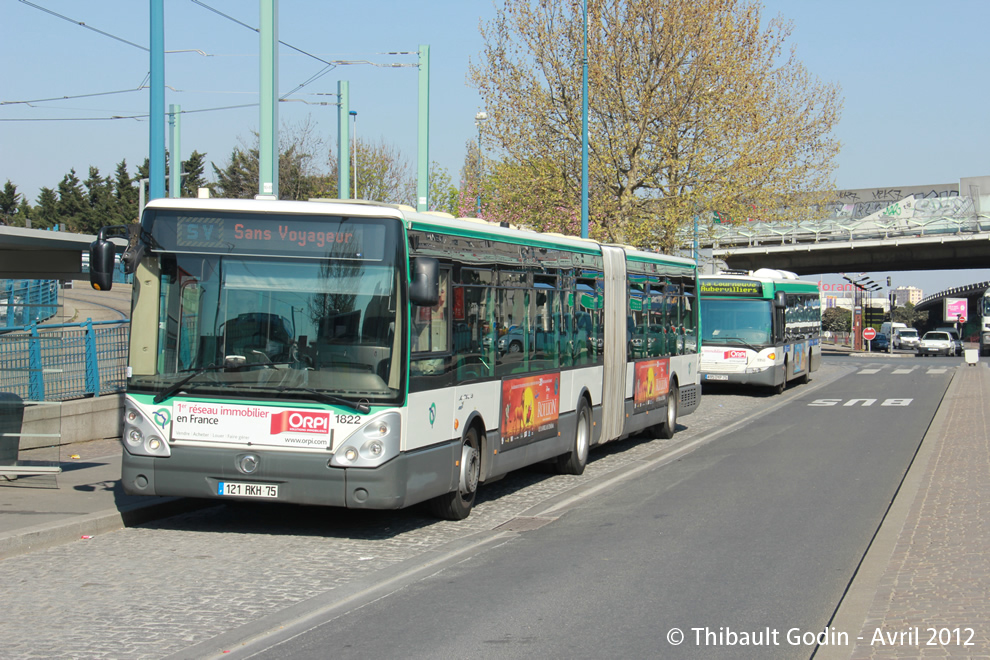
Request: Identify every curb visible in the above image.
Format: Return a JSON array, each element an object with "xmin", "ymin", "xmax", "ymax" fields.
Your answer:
[{"xmin": 0, "ymin": 497, "xmax": 214, "ymax": 561}]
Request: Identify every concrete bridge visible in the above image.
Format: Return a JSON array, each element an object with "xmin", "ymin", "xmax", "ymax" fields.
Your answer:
[{"xmin": 695, "ymin": 176, "xmax": 990, "ymax": 276}]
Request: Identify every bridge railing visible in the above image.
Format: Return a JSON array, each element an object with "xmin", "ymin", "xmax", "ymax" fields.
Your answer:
[
  {"xmin": 684, "ymin": 196, "xmax": 990, "ymax": 249},
  {"xmin": 0, "ymin": 319, "xmax": 129, "ymax": 401}
]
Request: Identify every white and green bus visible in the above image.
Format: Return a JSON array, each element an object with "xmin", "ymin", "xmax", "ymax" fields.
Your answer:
[
  {"xmin": 90, "ymin": 198, "xmax": 700, "ymax": 519},
  {"xmin": 699, "ymin": 269, "xmax": 821, "ymax": 394}
]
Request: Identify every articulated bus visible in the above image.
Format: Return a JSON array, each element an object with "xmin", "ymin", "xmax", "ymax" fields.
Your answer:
[
  {"xmin": 698, "ymin": 269, "xmax": 821, "ymax": 394},
  {"xmin": 89, "ymin": 198, "xmax": 700, "ymax": 519},
  {"xmin": 980, "ymin": 288, "xmax": 990, "ymax": 356}
]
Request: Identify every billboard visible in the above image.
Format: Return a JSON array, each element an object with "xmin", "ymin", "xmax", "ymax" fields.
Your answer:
[{"xmin": 944, "ymin": 298, "xmax": 967, "ymax": 323}]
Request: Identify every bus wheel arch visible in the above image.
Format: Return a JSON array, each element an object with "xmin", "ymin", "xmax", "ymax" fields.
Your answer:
[
  {"xmin": 555, "ymin": 393, "xmax": 592, "ymax": 475},
  {"xmin": 427, "ymin": 424, "xmax": 482, "ymax": 520}
]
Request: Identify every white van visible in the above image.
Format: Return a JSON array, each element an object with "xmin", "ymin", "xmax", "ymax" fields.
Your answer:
[
  {"xmin": 880, "ymin": 321, "xmax": 906, "ymax": 338},
  {"xmin": 892, "ymin": 327, "xmax": 919, "ymax": 350}
]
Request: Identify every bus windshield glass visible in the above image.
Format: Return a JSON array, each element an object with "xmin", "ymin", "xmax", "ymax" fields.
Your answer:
[
  {"xmin": 700, "ymin": 298, "xmax": 772, "ymax": 346},
  {"xmin": 137, "ymin": 213, "xmax": 405, "ymax": 406}
]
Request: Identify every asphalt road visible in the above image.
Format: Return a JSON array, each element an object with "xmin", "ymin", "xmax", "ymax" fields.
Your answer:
[
  {"xmin": 210, "ymin": 357, "xmax": 951, "ymax": 660},
  {"xmin": 0, "ymin": 355, "xmax": 956, "ymax": 659}
]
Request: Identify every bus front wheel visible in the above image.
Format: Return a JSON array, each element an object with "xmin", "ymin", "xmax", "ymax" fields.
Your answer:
[
  {"xmin": 428, "ymin": 427, "xmax": 481, "ymax": 520},
  {"xmin": 555, "ymin": 398, "xmax": 591, "ymax": 475}
]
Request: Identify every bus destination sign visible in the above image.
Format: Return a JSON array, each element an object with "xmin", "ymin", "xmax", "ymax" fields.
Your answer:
[
  {"xmin": 699, "ymin": 279, "xmax": 763, "ymax": 297},
  {"xmin": 160, "ymin": 213, "xmax": 387, "ymax": 259}
]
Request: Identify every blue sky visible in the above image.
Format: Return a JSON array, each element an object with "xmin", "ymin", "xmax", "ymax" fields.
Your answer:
[{"xmin": 3, "ymin": 0, "xmax": 989, "ymax": 294}]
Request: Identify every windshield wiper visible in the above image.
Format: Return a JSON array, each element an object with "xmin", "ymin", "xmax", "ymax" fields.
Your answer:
[
  {"xmin": 153, "ymin": 364, "xmax": 226, "ymax": 404},
  {"xmin": 275, "ymin": 386, "xmax": 371, "ymax": 414}
]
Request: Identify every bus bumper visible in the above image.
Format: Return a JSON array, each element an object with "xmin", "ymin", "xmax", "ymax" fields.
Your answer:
[
  {"xmin": 701, "ymin": 367, "xmax": 777, "ymax": 387},
  {"xmin": 121, "ymin": 441, "xmax": 460, "ymax": 510}
]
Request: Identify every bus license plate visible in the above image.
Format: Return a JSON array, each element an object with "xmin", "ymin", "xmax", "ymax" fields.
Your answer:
[
  {"xmin": 705, "ymin": 374, "xmax": 729, "ymax": 381},
  {"xmin": 218, "ymin": 481, "xmax": 278, "ymax": 498}
]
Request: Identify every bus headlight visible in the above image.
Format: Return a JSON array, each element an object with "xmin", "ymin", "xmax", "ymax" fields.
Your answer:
[
  {"xmin": 122, "ymin": 404, "xmax": 171, "ymax": 458},
  {"xmin": 331, "ymin": 412, "xmax": 401, "ymax": 468}
]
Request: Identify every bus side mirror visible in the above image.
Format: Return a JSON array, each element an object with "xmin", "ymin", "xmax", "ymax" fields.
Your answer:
[
  {"xmin": 774, "ymin": 291, "xmax": 787, "ymax": 309},
  {"xmin": 409, "ymin": 257, "xmax": 439, "ymax": 306},
  {"xmin": 89, "ymin": 233, "xmax": 117, "ymax": 291}
]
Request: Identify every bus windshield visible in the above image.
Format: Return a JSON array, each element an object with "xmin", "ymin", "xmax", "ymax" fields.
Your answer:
[
  {"xmin": 139, "ymin": 234, "xmax": 405, "ymax": 406},
  {"xmin": 700, "ymin": 298, "xmax": 772, "ymax": 346}
]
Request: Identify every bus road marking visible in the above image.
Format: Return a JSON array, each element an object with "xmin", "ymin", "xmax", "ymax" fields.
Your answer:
[{"xmin": 808, "ymin": 398, "xmax": 913, "ymax": 407}]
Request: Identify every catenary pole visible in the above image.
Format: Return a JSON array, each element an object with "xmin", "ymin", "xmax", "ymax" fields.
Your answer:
[
  {"xmin": 337, "ymin": 81, "xmax": 350, "ymax": 199},
  {"xmin": 149, "ymin": 0, "xmax": 165, "ymax": 201},
  {"xmin": 259, "ymin": 0, "xmax": 279, "ymax": 198},
  {"xmin": 581, "ymin": 0, "xmax": 589, "ymax": 238},
  {"xmin": 417, "ymin": 45, "xmax": 430, "ymax": 211}
]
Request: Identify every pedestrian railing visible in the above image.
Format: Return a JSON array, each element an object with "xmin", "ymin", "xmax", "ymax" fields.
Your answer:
[
  {"xmin": 0, "ymin": 319, "xmax": 129, "ymax": 402},
  {"xmin": 1, "ymin": 279, "xmax": 60, "ymax": 329}
]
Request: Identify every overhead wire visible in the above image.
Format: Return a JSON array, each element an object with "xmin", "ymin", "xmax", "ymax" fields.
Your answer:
[{"xmin": 18, "ymin": 0, "xmax": 148, "ymax": 51}]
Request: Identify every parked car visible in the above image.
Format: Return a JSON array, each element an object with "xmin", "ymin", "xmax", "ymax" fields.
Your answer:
[
  {"xmin": 916, "ymin": 331, "xmax": 955, "ymax": 357},
  {"xmin": 870, "ymin": 332, "xmax": 890, "ymax": 351},
  {"xmin": 892, "ymin": 328, "xmax": 919, "ymax": 350}
]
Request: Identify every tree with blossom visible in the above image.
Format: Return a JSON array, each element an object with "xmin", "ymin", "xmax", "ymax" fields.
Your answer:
[{"xmin": 471, "ymin": 0, "xmax": 842, "ymax": 252}]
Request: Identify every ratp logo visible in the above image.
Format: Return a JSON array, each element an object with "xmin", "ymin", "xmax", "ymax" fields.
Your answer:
[
  {"xmin": 429, "ymin": 403, "xmax": 437, "ymax": 428},
  {"xmin": 153, "ymin": 409, "xmax": 171, "ymax": 429}
]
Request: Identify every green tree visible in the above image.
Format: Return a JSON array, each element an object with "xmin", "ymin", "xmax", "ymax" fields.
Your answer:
[
  {"xmin": 56, "ymin": 169, "xmax": 87, "ymax": 231},
  {"xmin": 16, "ymin": 197, "xmax": 33, "ymax": 227},
  {"xmin": 471, "ymin": 0, "xmax": 842, "ymax": 251},
  {"xmin": 180, "ymin": 150, "xmax": 210, "ymax": 198},
  {"xmin": 892, "ymin": 302, "xmax": 927, "ymax": 331},
  {"xmin": 78, "ymin": 166, "xmax": 114, "ymax": 234},
  {"xmin": 212, "ymin": 146, "xmax": 257, "ymax": 199},
  {"xmin": 112, "ymin": 159, "xmax": 140, "ymax": 225},
  {"xmin": 1, "ymin": 180, "xmax": 21, "ymax": 225},
  {"xmin": 34, "ymin": 187, "xmax": 59, "ymax": 229},
  {"xmin": 822, "ymin": 306, "xmax": 850, "ymax": 334}
]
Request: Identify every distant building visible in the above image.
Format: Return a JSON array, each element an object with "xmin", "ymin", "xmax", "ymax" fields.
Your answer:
[{"xmin": 893, "ymin": 286, "xmax": 923, "ymax": 307}]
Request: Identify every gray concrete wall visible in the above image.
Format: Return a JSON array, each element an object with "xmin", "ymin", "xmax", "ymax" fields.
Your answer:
[{"xmin": 20, "ymin": 394, "xmax": 123, "ymax": 450}]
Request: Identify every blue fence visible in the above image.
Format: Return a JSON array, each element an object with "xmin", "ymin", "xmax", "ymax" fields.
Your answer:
[
  {"xmin": 0, "ymin": 320, "xmax": 130, "ymax": 401},
  {"xmin": 1, "ymin": 280, "xmax": 60, "ymax": 329}
]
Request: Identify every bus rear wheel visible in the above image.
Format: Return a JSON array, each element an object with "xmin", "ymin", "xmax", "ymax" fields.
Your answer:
[
  {"xmin": 656, "ymin": 384, "xmax": 678, "ymax": 440},
  {"xmin": 428, "ymin": 427, "xmax": 481, "ymax": 520},
  {"xmin": 555, "ymin": 398, "xmax": 591, "ymax": 475}
]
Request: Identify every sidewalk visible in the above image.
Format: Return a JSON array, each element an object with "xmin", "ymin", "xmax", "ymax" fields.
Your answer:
[
  {"xmin": 0, "ymin": 437, "xmax": 205, "ymax": 560},
  {"xmin": 821, "ymin": 360, "xmax": 990, "ymax": 658},
  {"xmin": 1, "ymin": 360, "xmax": 987, "ymax": 657}
]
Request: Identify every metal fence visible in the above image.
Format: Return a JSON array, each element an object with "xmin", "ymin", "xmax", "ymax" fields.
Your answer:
[
  {"xmin": 1, "ymin": 279, "xmax": 60, "ymax": 329},
  {"xmin": 0, "ymin": 320, "xmax": 129, "ymax": 401}
]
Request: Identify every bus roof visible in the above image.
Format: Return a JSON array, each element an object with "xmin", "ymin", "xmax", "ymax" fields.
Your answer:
[{"xmin": 143, "ymin": 197, "xmax": 696, "ymax": 270}]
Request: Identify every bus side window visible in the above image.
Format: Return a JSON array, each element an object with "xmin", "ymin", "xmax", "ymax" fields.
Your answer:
[{"xmin": 412, "ymin": 270, "xmax": 450, "ymax": 354}]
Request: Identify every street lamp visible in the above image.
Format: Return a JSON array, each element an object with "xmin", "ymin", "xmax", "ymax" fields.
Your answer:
[
  {"xmin": 349, "ymin": 110, "xmax": 358, "ymax": 199},
  {"xmin": 474, "ymin": 111, "xmax": 487, "ymax": 217}
]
